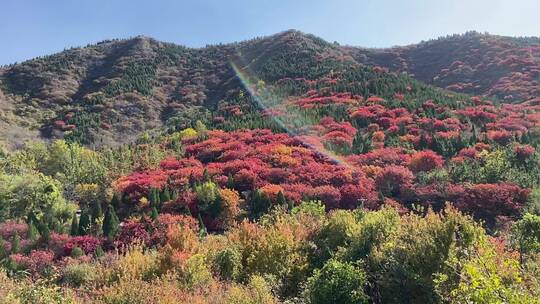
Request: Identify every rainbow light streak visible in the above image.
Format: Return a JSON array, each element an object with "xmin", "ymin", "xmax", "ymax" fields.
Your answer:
[{"xmin": 230, "ymin": 60, "xmax": 356, "ymax": 170}]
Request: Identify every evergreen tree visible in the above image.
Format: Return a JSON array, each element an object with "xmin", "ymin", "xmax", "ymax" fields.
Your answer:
[
  {"xmin": 227, "ymin": 174, "xmax": 235, "ymax": 189},
  {"xmin": 27, "ymin": 219, "xmax": 40, "ymax": 242},
  {"xmin": 70, "ymin": 213, "xmax": 79, "ymax": 236},
  {"xmin": 160, "ymin": 187, "xmax": 171, "ymax": 204},
  {"xmin": 277, "ymin": 191, "xmax": 288, "ymax": 208},
  {"xmin": 0, "ymin": 237, "xmax": 6, "ymax": 259},
  {"xmin": 151, "ymin": 207, "xmax": 159, "ymax": 220},
  {"xmin": 103, "ymin": 205, "xmax": 120, "ymax": 240},
  {"xmin": 94, "ymin": 245, "xmax": 105, "ymax": 258},
  {"xmin": 171, "ymin": 189, "xmax": 179, "ymax": 201},
  {"xmin": 250, "ymin": 189, "xmax": 272, "ymax": 219},
  {"xmin": 149, "ymin": 188, "xmax": 160, "ymax": 207},
  {"xmin": 198, "ymin": 213, "xmax": 208, "ymax": 238},
  {"xmin": 203, "ymin": 168, "xmax": 211, "ymax": 182},
  {"xmin": 91, "ymin": 201, "xmax": 103, "ymax": 224},
  {"xmin": 352, "ymin": 133, "xmax": 371, "ymax": 154},
  {"xmin": 11, "ymin": 233, "xmax": 20, "ymax": 254},
  {"xmin": 40, "ymin": 221, "xmax": 51, "ymax": 244},
  {"xmin": 78, "ymin": 209, "xmax": 91, "ymax": 235},
  {"xmin": 111, "ymin": 194, "xmax": 121, "ymax": 211}
]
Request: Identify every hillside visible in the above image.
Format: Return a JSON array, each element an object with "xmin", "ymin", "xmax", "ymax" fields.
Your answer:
[
  {"xmin": 1, "ymin": 30, "xmax": 540, "ymax": 303},
  {"xmin": 348, "ymin": 31, "xmax": 540, "ymax": 101},
  {"xmin": 2, "ymin": 30, "xmax": 533, "ymax": 147}
]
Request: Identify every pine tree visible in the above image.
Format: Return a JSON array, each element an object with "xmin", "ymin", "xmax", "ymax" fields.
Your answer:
[
  {"xmin": 11, "ymin": 233, "xmax": 20, "ymax": 254},
  {"xmin": 103, "ymin": 205, "xmax": 120, "ymax": 240},
  {"xmin": 70, "ymin": 213, "xmax": 79, "ymax": 236},
  {"xmin": 78, "ymin": 209, "xmax": 91, "ymax": 235}
]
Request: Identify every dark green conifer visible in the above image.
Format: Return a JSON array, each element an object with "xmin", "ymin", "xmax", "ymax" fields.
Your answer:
[
  {"xmin": 103, "ymin": 205, "xmax": 120, "ymax": 240},
  {"xmin": 11, "ymin": 233, "xmax": 20, "ymax": 254},
  {"xmin": 70, "ymin": 213, "xmax": 79, "ymax": 236},
  {"xmin": 78, "ymin": 209, "xmax": 91, "ymax": 235}
]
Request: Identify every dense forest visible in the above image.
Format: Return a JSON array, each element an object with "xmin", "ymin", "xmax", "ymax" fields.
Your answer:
[{"xmin": 0, "ymin": 30, "xmax": 540, "ymax": 303}]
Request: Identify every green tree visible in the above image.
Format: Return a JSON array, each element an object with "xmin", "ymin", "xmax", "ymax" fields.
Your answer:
[
  {"xmin": 11, "ymin": 233, "xmax": 20, "ymax": 254},
  {"xmin": 305, "ymin": 259, "xmax": 369, "ymax": 304},
  {"xmin": 102, "ymin": 205, "xmax": 120, "ymax": 240},
  {"xmin": 78, "ymin": 209, "xmax": 91, "ymax": 235},
  {"xmin": 27, "ymin": 219, "xmax": 40, "ymax": 242},
  {"xmin": 70, "ymin": 213, "xmax": 79, "ymax": 236},
  {"xmin": 510, "ymin": 213, "xmax": 540, "ymax": 263}
]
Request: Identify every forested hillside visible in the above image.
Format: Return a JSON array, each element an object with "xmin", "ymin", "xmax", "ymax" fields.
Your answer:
[
  {"xmin": 349, "ymin": 31, "xmax": 540, "ymax": 101},
  {"xmin": 1, "ymin": 30, "xmax": 540, "ymax": 303},
  {"xmin": 2, "ymin": 30, "xmax": 540, "ymax": 147}
]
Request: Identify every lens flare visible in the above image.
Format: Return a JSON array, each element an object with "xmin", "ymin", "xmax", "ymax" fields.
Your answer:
[{"xmin": 230, "ymin": 60, "xmax": 355, "ymax": 169}]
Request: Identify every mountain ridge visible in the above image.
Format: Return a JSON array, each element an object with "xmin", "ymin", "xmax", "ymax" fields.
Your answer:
[{"xmin": 1, "ymin": 30, "xmax": 539, "ymax": 148}]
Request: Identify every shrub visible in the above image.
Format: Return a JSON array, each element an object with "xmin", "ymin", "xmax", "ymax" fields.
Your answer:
[
  {"xmin": 305, "ymin": 259, "xmax": 369, "ymax": 304},
  {"xmin": 62, "ymin": 262, "xmax": 97, "ymax": 287},
  {"xmin": 374, "ymin": 165, "xmax": 414, "ymax": 197},
  {"xmin": 70, "ymin": 247, "xmax": 84, "ymax": 258},
  {"xmin": 213, "ymin": 247, "xmax": 243, "ymax": 281},
  {"xmin": 408, "ymin": 150, "xmax": 444, "ymax": 173}
]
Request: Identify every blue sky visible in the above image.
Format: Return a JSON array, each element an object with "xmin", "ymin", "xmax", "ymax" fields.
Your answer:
[{"xmin": 1, "ymin": 0, "xmax": 539, "ymax": 65}]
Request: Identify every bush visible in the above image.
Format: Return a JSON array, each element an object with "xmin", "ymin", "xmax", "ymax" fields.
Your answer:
[
  {"xmin": 62, "ymin": 262, "xmax": 97, "ymax": 287},
  {"xmin": 70, "ymin": 247, "xmax": 84, "ymax": 258},
  {"xmin": 305, "ymin": 259, "xmax": 369, "ymax": 304},
  {"xmin": 214, "ymin": 247, "xmax": 243, "ymax": 281}
]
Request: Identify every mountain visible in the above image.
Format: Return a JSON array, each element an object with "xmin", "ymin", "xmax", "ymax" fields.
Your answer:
[
  {"xmin": 347, "ymin": 31, "xmax": 540, "ymax": 101},
  {"xmin": 0, "ymin": 30, "xmax": 538, "ymax": 147}
]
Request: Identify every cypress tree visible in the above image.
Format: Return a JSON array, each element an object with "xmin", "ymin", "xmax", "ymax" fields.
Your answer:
[
  {"xmin": 70, "ymin": 213, "xmax": 79, "ymax": 236},
  {"xmin": 78, "ymin": 209, "xmax": 91, "ymax": 235},
  {"xmin": 103, "ymin": 205, "xmax": 120, "ymax": 240}
]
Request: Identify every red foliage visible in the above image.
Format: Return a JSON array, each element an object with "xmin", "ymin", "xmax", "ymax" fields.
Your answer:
[
  {"xmin": 63, "ymin": 236, "xmax": 102, "ymax": 256},
  {"xmin": 455, "ymin": 183, "xmax": 529, "ymax": 226},
  {"xmin": 514, "ymin": 144, "xmax": 535, "ymax": 161},
  {"xmin": 408, "ymin": 150, "xmax": 444, "ymax": 172},
  {"xmin": 10, "ymin": 250, "xmax": 54, "ymax": 276},
  {"xmin": 374, "ymin": 165, "xmax": 414, "ymax": 197}
]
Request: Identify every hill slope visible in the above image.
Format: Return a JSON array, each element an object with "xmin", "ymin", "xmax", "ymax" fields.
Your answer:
[
  {"xmin": 348, "ymin": 31, "xmax": 540, "ymax": 101},
  {"xmin": 1, "ymin": 30, "xmax": 539, "ymax": 147}
]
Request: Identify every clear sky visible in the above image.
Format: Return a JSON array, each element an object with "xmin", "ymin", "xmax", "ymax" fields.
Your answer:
[{"xmin": 1, "ymin": 0, "xmax": 540, "ymax": 65}]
